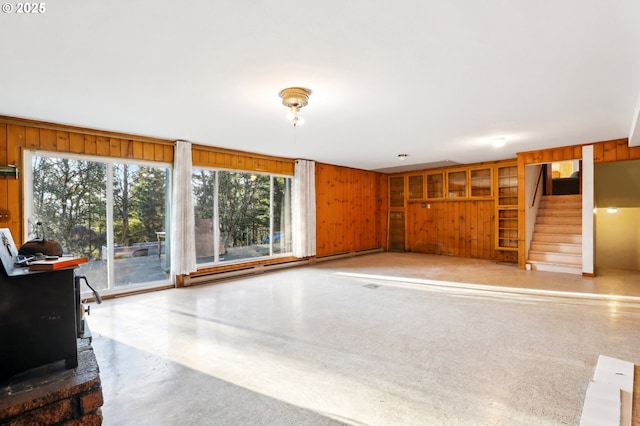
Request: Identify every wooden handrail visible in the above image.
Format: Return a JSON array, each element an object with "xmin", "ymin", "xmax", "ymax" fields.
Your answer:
[{"xmin": 530, "ymin": 165, "xmax": 544, "ymax": 208}]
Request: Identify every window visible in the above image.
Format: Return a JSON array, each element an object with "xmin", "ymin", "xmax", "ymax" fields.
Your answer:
[
  {"xmin": 192, "ymin": 168, "xmax": 292, "ymax": 266},
  {"xmin": 25, "ymin": 152, "xmax": 171, "ymax": 296}
]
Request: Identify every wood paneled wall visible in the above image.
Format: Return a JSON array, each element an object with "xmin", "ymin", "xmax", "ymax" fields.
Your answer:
[
  {"xmin": 518, "ymin": 138, "xmax": 640, "ymax": 165},
  {"xmin": 1, "ymin": 116, "xmax": 381, "ymax": 259},
  {"xmin": 0, "ymin": 117, "xmax": 175, "ymax": 245},
  {"xmin": 593, "ymin": 138, "xmax": 640, "ymax": 163},
  {"xmin": 405, "ymin": 200, "xmax": 496, "ymax": 259},
  {"xmin": 192, "ymin": 146, "xmax": 294, "ymax": 175},
  {"xmin": 376, "ymin": 173, "xmax": 389, "ymax": 250},
  {"xmin": 392, "ymin": 160, "xmax": 518, "ymax": 263},
  {"xmin": 315, "ymin": 163, "xmax": 385, "ymax": 257}
]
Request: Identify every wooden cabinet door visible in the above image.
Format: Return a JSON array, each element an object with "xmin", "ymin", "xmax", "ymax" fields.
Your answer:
[{"xmin": 388, "ymin": 211, "xmax": 405, "ymax": 252}]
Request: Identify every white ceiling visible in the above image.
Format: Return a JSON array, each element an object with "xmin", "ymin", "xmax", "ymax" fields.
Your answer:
[{"xmin": 2, "ymin": 1, "xmax": 640, "ymax": 172}]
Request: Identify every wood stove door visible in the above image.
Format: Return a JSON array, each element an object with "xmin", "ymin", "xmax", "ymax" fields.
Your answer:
[{"xmin": 0, "ymin": 268, "xmax": 78, "ymax": 380}]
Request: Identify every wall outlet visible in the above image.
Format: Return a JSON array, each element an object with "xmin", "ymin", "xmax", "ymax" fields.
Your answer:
[{"xmin": 0, "ymin": 209, "xmax": 10, "ymax": 222}]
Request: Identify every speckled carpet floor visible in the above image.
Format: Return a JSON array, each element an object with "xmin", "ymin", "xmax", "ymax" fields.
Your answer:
[{"xmin": 90, "ymin": 253, "xmax": 640, "ymax": 425}]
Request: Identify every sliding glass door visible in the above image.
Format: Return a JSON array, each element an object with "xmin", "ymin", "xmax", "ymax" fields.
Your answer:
[
  {"xmin": 25, "ymin": 152, "xmax": 171, "ymax": 295},
  {"xmin": 192, "ymin": 168, "xmax": 292, "ymax": 266}
]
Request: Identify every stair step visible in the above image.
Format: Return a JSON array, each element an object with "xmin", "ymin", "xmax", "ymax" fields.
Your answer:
[
  {"xmin": 527, "ymin": 261, "xmax": 582, "ymax": 275},
  {"xmin": 537, "ymin": 208, "xmax": 582, "ymax": 217},
  {"xmin": 532, "ymin": 233, "xmax": 582, "ymax": 244},
  {"xmin": 530, "ymin": 194, "xmax": 583, "ymax": 275},
  {"xmin": 528, "ymin": 250, "xmax": 581, "ymax": 265},
  {"xmin": 541, "ymin": 195, "xmax": 582, "ymax": 203},
  {"xmin": 540, "ymin": 202, "xmax": 582, "ymax": 210},
  {"xmin": 534, "ymin": 224, "xmax": 582, "ymax": 234},
  {"xmin": 530, "ymin": 242, "xmax": 582, "ymax": 254},
  {"xmin": 535, "ymin": 216, "xmax": 582, "ymax": 226}
]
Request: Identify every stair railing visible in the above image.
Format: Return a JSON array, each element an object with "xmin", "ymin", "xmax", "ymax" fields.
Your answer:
[{"xmin": 531, "ymin": 166, "xmax": 544, "ymax": 208}]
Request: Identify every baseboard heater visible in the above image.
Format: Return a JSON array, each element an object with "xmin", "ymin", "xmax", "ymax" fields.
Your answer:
[
  {"xmin": 183, "ymin": 258, "xmax": 310, "ymax": 286},
  {"xmin": 183, "ymin": 247, "xmax": 384, "ymax": 287},
  {"xmin": 315, "ymin": 247, "xmax": 384, "ymax": 263}
]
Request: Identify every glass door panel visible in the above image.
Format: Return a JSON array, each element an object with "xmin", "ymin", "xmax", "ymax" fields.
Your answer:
[
  {"xmin": 193, "ymin": 169, "xmax": 217, "ymax": 264},
  {"xmin": 31, "ymin": 156, "xmax": 109, "ymax": 290},
  {"xmin": 271, "ymin": 176, "xmax": 292, "ymax": 255},
  {"xmin": 447, "ymin": 170, "xmax": 467, "ymax": 198},
  {"xmin": 389, "ymin": 176, "xmax": 405, "ymax": 208},
  {"xmin": 427, "ymin": 173, "xmax": 444, "ymax": 199},
  {"xmin": 471, "ymin": 168, "xmax": 492, "ymax": 197},
  {"xmin": 218, "ymin": 171, "xmax": 271, "ymax": 262},
  {"xmin": 112, "ymin": 164, "xmax": 171, "ymax": 288},
  {"xmin": 407, "ymin": 175, "xmax": 424, "ymax": 200}
]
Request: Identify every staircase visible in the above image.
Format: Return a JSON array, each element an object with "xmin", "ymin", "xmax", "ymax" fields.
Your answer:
[{"xmin": 527, "ymin": 194, "xmax": 582, "ymax": 275}]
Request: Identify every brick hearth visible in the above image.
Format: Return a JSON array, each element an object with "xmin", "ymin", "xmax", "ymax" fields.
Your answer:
[{"xmin": 0, "ymin": 338, "xmax": 103, "ymax": 425}]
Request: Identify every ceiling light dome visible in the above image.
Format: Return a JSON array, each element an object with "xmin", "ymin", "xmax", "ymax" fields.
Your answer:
[
  {"xmin": 279, "ymin": 87, "xmax": 311, "ymax": 127},
  {"xmin": 492, "ymin": 138, "xmax": 506, "ymax": 148}
]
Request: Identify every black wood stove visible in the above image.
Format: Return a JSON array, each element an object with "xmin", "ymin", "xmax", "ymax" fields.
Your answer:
[{"xmin": 0, "ymin": 228, "xmax": 98, "ymax": 381}]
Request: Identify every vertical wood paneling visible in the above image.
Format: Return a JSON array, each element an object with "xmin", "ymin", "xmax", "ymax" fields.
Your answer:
[
  {"xmin": 41, "ymin": 129, "xmax": 59, "ymax": 151},
  {"xmin": 593, "ymin": 143, "xmax": 604, "ymax": 162},
  {"xmin": 84, "ymin": 135, "xmax": 97, "ymax": 155},
  {"xmin": 109, "ymin": 138, "xmax": 121, "ymax": 157},
  {"xmin": 163, "ymin": 145, "xmax": 173, "ymax": 162},
  {"xmin": 25, "ymin": 127, "xmax": 39, "ymax": 149},
  {"xmin": 405, "ymin": 200, "xmax": 495, "ymax": 259},
  {"xmin": 470, "ymin": 201, "xmax": 478, "ymax": 257},
  {"xmin": 481, "ymin": 199, "xmax": 494, "ymax": 258},
  {"xmin": 154, "ymin": 143, "xmax": 164, "ymax": 161},
  {"xmin": 5, "ymin": 125, "xmax": 25, "ymax": 241},
  {"xmin": 573, "ymin": 145, "xmax": 582, "ymax": 158},
  {"xmin": 207, "ymin": 151, "xmax": 217, "ymax": 166},
  {"xmin": 5, "ymin": 115, "xmax": 636, "ymax": 266},
  {"xmin": 615, "ymin": 140, "xmax": 629, "ymax": 161},
  {"xmin": 520, "ymin": 139, "xmax": 633, "ymax": 165},
  {"xmin": 602, "ymin": 141, "xmax": 617, "ymax": 162},
  {"xmin": 563, "ymin": 146, "xmax": 574, "ymax": 160},
  {"xmin": 122, "ymin": 140, "xmax": 133, "ymax": 158},
  {"xmin": 132, "ymin": 141, "xmax": 143, "ymax": 159},
  {"xmin": 68, "ymin": 132, "xmax": 83, "ymax": 153},
  {"xmin": 142, "ymin": 142, "xmax": 155, "ymax": 161},
  {"xmin": 377, "ymin": 174, "xmax": 388, "ymax": 250},
  {"xmin": 0, "ymin": 119, "xmax": 175, "ymax": 246},
  {"xmin": 190, "ymin": 147, "xmax": 294, "ymax": 175},
  {"xmin": 6, "ymin": 126, "xmax": 23, "ymax": 166},
  {"xmin": 96, "ymin": 136, "xmax": 110, "ymax": 156},
  {"xmin": 315, "ymin": 163, "xmax": 382, "ymax": 257},
  {"xmin": 56, "ymin": 130, "xmax": 71, "ymax": 152}
]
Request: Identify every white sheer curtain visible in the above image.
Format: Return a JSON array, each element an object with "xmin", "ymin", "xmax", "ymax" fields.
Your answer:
[
  {"xmin": 170, "ymin": 140, "xmax": 197, "ymax": 276},
  {"xmin": 292, "ymin": 159, "xmax": 316, "ymax": 258}
]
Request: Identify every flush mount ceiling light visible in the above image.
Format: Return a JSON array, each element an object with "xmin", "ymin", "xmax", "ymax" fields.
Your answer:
[
  {"xmin": 492, "ymin": 138, "xmax": 507, "ymax": 148},
  {"xmin": 279, "ymin": 87, "xmax": 311, "ymax": 127},
  {"xmin": 398, "ymin": 154, "xmax": 409, "ymax": 161}
]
